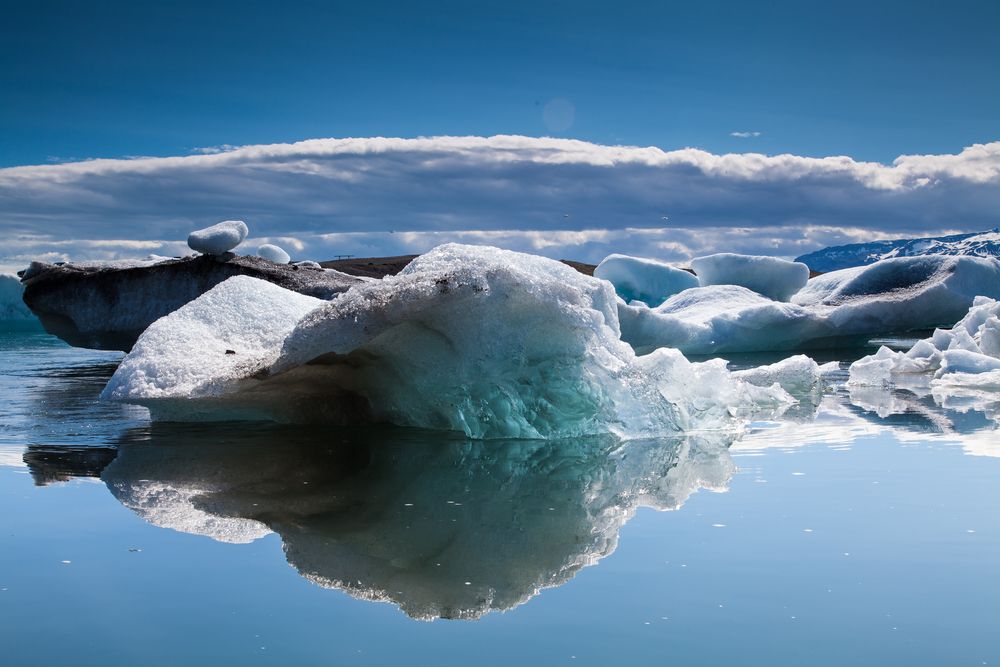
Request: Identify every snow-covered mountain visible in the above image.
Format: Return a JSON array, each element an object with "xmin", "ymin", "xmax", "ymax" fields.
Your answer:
[{"xmin": 796, "ymin": 229, "xmax": 1000, "ymax": 272}]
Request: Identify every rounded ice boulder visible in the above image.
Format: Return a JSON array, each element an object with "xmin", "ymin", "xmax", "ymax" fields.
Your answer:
[
  {"xmin": 691, "ymin": 253, "xmax": 809, "ymax": 302},
  {"xmin": 594, "ymin": 254, "xmax": 699, "ymax": 307},
  {"xmin": 187, "ymin": 220, "xmax": 249, "ymax": 255},
  {"xmin": 258, "ymin": 244, "xmax": 291, "ymax": 264}
]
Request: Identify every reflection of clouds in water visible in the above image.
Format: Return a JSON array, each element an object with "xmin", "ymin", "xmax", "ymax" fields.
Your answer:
[
  {"xmin": 735, "ymin": 388, "xmax": 1000, "ymax": 458},
  {"xmin": 0, "ymin": 446, "xmax": 26, "ymax": 468},
  {"xmin": 94, "ymin": 425, "xmax": 736, "ymax": 620}
]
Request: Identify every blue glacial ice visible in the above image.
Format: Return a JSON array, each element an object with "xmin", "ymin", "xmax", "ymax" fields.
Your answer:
[
  {"xmin": 103, "ymin": 244, "xmax": 807, "ymax": 439},
  {"xmin": 593, "ymin": 253, "xmax": 698, "ymax": 307},
  {"xmin": 691, "ymin": 253, "xmax": 809, "ymax": 302},
  {"xmin": 0, "ymin": 274, "xmax": 35, "ymax": 321},
  {"xmin": 618, "ymin": 255, "xmax": 1000, "ymax": 354}
]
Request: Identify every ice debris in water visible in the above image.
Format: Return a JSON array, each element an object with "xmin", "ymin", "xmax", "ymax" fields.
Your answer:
[
  {"xmin": 257, "ymin": 244, "xmax": 291, "ymax": 264},
  {"xmin": 849, "ymin": 296, "xmax": 1000, "ymax": 395},
  {"xmin": 187, "ymin": 220, "xmax": 249, "ymax": 255},
  {"xmin": 691, "ymin": 253, "xmax": 809, "ymax": 302},
  {"xmin": 0, "ymin": 274, "xmax": 35, "ymax": 321},
  {"xmin": 103, "ymin": 244, "xmax": 812, "ymax": 439},
  {"xmin": 593, "ymin": 254, "xmax": 698, "ymax": 307},
  {"xmin": 618, "ymin": 255, "xmax": 1000, "ymax": 354},
  {"xmin": 731, "ymin": 355, "xmax": 821, "ymax": 394}
]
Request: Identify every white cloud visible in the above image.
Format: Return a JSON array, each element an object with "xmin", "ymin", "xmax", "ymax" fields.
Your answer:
[
  {"xmin": 730, "ymin": 131, "xmax": 762, "ymax": 138},
  {"xmin": 1, "ymin": 135, "xmax": 998, "ymax": 270}
]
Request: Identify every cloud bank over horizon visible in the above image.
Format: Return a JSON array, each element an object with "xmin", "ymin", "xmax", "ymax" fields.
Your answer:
[{"xmin": 1, "ymin": 135, "xmax": 998, "ymax": 271}]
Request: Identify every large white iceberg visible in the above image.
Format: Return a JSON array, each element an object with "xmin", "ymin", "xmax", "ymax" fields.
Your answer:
[
  {"xmin": 618, "ymin": 255, "xmax": 1000, "ymax": 354},
  {"xmin": 691, "ymin": 253, "xmax": 809, "ymax": 302},
  {"xmin": 104, "ymin": 244, "xmax": 802, "ymax": 439},
  {"xmin": 593, "ymin": 254, "xmax": 698, "ymax": 307}
]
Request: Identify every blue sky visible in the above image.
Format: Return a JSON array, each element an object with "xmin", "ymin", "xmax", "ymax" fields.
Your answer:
[
  {"xmin": 1, "ymin": 1, "xmax": 998, "ymax": 270},
  {"xmin": 3, "ymin": 0, "xmax": 998, "ymax": 167}
]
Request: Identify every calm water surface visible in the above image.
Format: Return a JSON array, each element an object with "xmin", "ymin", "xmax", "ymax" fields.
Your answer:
[{"xmin": 1, "ymin": 327, "xmax": 998, "ymax": 666}]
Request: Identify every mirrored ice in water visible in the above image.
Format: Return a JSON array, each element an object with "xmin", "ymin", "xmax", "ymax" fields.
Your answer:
[{"xmin": 0, "ymin": 327, "xmax": 998, "ymax": 666}]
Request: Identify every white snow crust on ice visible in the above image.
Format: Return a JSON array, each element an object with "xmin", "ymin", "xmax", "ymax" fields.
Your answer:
[
  {"xmin": 849, "ymin": 296, "xmax": 1000, "ymax": 399},
  {"xmin": 593, "ymin": 254, "xmax": 699, "ymax": 307},
  {"xmin": 691, "ymin": 253, "xmax": 809, "ymax": 302},
  {"xmin": 0, "ymin": 273, "xmax": 34, "ymax": 320},
  {"xmin": 102, "ymin": 275, "xmax": 324, "ymax": 416},
  {"xmin": 103, "ymin": 244, "xmax": 803, "ymax": 439},
  {"xmin": 618, "ymin": 255, "xmax": 1000, "ymax": 354},
  {"xmin": 187, "ymin": 220, "xmax": 249, "ymax": 255},
  {"xmin": 257, "ymin": 244, "xmax": 291, "ymax": 264}
]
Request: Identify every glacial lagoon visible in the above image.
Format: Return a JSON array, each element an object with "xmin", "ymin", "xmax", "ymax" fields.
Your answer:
[{"xmin": 1, "ymin": 326, "xmax": 998, "ymax": 666}]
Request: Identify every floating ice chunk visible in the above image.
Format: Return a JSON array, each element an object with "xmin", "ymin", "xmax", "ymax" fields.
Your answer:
[
  {"xmin": 732, "ymin": 355, "xmax": 821, "ymax": 394},
  {"xmin": 939, "ymin": 349, "xmax": 1000, "ymax": 376},
  {"xmin": 187, "ymin": 220, "xmax": 249, "ymax": 255},
  {"xmin": 691, "ymin": 253, "xmax": 809, "ymax": 302},
  {"xmin": 0, "ymin": 274, "xmax": 35, "ymax": 320},
  {"xmin": 102, "ymin": 276, "xmax": 323, "ymax": 414},
  {"xmin": 619, "ymin": 256, "xmax": 1000, "ymax": 355},
  {"xmin": 849, "ymin": 296, "xmax": 1000, "ymax": 396},
  {"xmin": 257, "ymin": 244, "xmax": 291, "ymax": 264},
  {"xmin": 793, "ymin": 256, "xmax": 1000, "ymax": 322},
  {"xmin": 104, "ymin": 244, "xmax": 799, "ymax": 439},
  {"xmin": 594, "ymin": 254, "xmax": 698, "ymax": 307},
  {"xmin": 619, "ymin": 285, "xmax": 822, "ymax": 354}
]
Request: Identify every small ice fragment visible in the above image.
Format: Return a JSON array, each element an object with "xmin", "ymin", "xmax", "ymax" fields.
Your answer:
[
  {"xmin": 257, "ymin": 244, "xmax": 291, "ymax": 264},
  {"xmin": 187, "ymin": 220, "xmax": 248, "ymax": 255}
]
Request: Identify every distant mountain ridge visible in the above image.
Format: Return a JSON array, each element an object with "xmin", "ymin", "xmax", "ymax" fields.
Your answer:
[{"xmin": 796, "ymin": 229, "xmax": 1000, "ymax": 272}]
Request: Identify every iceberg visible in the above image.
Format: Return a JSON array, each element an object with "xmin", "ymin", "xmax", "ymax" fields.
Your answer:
[
  {"xmin": 593, "ymin": 254, "xmax": 698, "ymax": 307},
  {"xmin": 618, "ymin": 255, "xmax": 1000, "ymax": 354},
  {"xmin": 849, "ymin": 296, "xmax": 1000, "ymax": 396},
  {"xmin": 21, "ymin": 253, "xmax": 362, "ymax": 351},
  {"xmin": 690, "ymin": 253, "xmax": 809, "ymax": 302},
  {"xmin": 104, "ymin": 244, "xmax": 801, "ymax": 439},
  {"xmin": 0, "ymin": 273, "xmax": 35, "ymax": 321}
]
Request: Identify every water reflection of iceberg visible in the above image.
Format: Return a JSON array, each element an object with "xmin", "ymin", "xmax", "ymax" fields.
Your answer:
[{"xmin": 29, "ymin": 424, "xmax": 737, "ymax": 620}]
